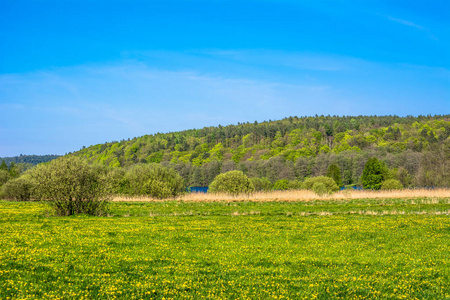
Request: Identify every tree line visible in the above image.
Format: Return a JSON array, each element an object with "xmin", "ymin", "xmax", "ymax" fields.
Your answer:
[
  {"xmin": 1, "ymin": 155, "xmax": 402, "ymax": 216},
  {"xmin": 0, "ymin": 154, "xmax": 60, "ymax": 166},
  {"xmin": 71, "ymin": 115, "xmax": 449, "ymax": 187}
]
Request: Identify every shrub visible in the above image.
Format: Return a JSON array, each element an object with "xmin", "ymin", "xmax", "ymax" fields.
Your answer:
[
  {"xmin": 273, "ymin": 179, "xmax": 289, "ymax": 190},
  {"xmin": 27, "ymin": 157, "xmax": 109, "ymax": 216},
  {"xmin": 1, "ymin": 177, "xmax": 34, "ymax": 201},
  {"xmin": 103, "ymin": 167, "xmax": 127, "ymax": 194},
  {"xmin": 381, "ymin": 179, "xmax": 403, "ymax": 190},
  {"xmin": 287, "ymin": 180, "xmax": 302, "ymax": 190},
  {"xmin": 302, "ymin": 176, "xmax": 339, "ymax": 195},
  {"xmin": 312, "ymin": 182, "xmax": 328, "ymax": 196},
  {"xmin": 123, "ymin": 164, "xmax": 185, "ymax": 199},
  {"xmin": 250, "ymin": 177, "xmax": 272, "ymax": 191},
  {"xmin": 209, "ymin": 170, "xmax": 254, "ymax": 196}
]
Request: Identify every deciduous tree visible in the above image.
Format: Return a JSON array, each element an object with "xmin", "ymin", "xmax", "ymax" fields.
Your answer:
[
  {"xmin": 209, "ymin": 170, "xmax": 254, "ymax": 196},
  {"xmin": 27, "ymin": 157, "xmax": 109, "ymax": 216},
  {"xmin": 326, "ymin": 163, "xmax": 342, "ymax": 187}
]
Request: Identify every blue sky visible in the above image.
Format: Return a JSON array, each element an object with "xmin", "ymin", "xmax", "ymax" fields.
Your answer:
[{"xmin": 0, "ymin": 0, "xmax": 449, "ymax": 156}]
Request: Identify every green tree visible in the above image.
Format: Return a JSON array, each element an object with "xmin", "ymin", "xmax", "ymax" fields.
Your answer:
[
  {"xmin": 26, "ymin": 157, "xmax": 109, "ymax": 216},
  {"xmin": 361, "ymin": 157, "xmax": 387, "ymax": 190},
  {"xmin": 103, "ymin": 167, "xmax": 127, "ymax": 195},
  {"xmin": 302, "ymin": 176, "xmax": 339, "ymax": 195},
  {"xmin": 396, "ymin": 167, "xmax": 411, "ymax": 188},
  {"xmin": 1, "ymin": 177, "xmax": 34, "ymax": 201},
  {"xmin": 65, "ymin": 115, "xmax": 450, "ymax": 188},
  {"xmin": 0, "ymin": 169, "xmax": 10, "ymax": 188},
  {"xmin": 312, "ymin": 182, "xmax": 328, "ymax": 196},
  {"xmin": 123, "ymin": 164, "xmax": 185, "ymax": 199},
  {"xmin": 250, "ymin": 177, "xmax": 272, "ymax": 191},
  {"xmin": 287, "ymin": 180, "xmax": 302, "ymax": 190},
  {"xmin": 326, "ymin": 164, "xmax": 342, "ymax": 187},
  {"xmin": 273, "ymin": 179, "xmax": 289, "ymax": 190},
  {"xmin": 8, "ymin": 162, "xmax": 20, "ymax": 178},
  {"xmin": 0, "ymin": 160, "xmax": 7, "ymax": 171},
  {"xmin": 381, "ymin": 179, "xmax": 403, "ymax": 190},
  {"xmin": 209, "ymin": 170, "xmax": 254, "ymax": 196}
]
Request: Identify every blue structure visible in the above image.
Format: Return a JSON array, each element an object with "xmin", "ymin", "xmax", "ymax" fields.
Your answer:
[
  {"xmin": 186, "ymin": 187, "xmax": 209, "ymax": 193},
  {"xmin": 340, "ymin": 186, "xmax": 363, "ymax": 190}
]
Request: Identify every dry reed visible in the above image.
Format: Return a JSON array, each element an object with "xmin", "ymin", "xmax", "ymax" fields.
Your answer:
[{"xmin": 112, "ymin": 188, "xmax": 450, "ymax": 202}]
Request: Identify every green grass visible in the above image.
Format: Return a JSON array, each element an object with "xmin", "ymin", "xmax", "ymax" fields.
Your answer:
[{"xmin": 0, "ymin": 198, "xmax": 449, "ymax": 299}]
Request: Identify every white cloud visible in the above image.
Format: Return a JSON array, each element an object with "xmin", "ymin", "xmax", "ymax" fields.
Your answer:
[
  {"xmin": 0, "ymin": 60, "xmax": 335, "ymax": 153},
  {"xmin": 1, "ymin": 50, "xmax": 448, "ymax": 156},
  {"xmin": 131, "ymin": 49, "xmax": 356, "ymax": 72},
  {"xmin": 199, "ymin": 49, "xmax": 353, "ymax": 71},
  {"xmin": 386, "ymin": 16, "xmax": 424, "ymax": 30}
]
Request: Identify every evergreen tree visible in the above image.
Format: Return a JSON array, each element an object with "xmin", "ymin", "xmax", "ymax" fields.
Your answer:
[
  {"xmin": 8, "ymin": 162, "xmax": 19, "ymax": 178},
  {"xmin": 0, "ymin": 169, "xmax": 10, "ymax": 187},
  {"xmin": 361, "ymin": 157, "xmax": 387, "ymax": 190},
  {"xmin": 0, "ymin": 160, "xmax": 7, "ymax": 171}
]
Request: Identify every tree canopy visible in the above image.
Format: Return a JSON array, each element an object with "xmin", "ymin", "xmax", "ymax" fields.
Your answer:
[
  {"xmin": 70, "ymin": 115, "xmax": 450, "ymax": 188},
  {"xmin": 209, "ymin": 170, "xmax": 254, "ymax": 196},
  {"xmin": 26, "ymin": 157, "xmax": 109, "ymax": 216},
  {"xmin": 361, "ymin": 158, "xmax": 388, "ymax": 190}
]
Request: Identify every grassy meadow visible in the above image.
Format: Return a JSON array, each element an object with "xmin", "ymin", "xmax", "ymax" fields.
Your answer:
[{"xmin": 1, "ymin": 191, "xmax": 449, "ymax": 299}]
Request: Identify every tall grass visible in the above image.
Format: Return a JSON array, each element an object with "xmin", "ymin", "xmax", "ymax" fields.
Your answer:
[{"xmin": 112, "ymin": 188, "xmax": 450, "ymax": 202}]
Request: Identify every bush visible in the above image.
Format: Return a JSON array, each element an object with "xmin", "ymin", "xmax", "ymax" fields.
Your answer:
[
  {"xmin": 302, "ymin": 176, "xmax": 339, "ymax": 195},
  {"xmin": 250, "ymin": 177, "xmax": 272, "ymax": 191},
  {"xmin": 1, "ymin": 177, "xmax": 34, "ymax": 201},
  {"xmin": 273, "ymin": 179, "xmax": 289, "ymax": 190},
  {"xmin": 209, "ymin": 170, "xmax": 254, "ymax": 196},
  {"xmin": 123, "ymin": 164, "xmax": 185, "ymax": 199},
  {"xmin": 287, "ymin": 180, "xmax": 302, "ymax": 190},
  {"xmin": 312, "ymin": 182, "xmax": 328, "ymax": 196},
  {"xmin": 27, "ymin": 157, "xmax": 109, "ymax": 216},
  {"xmin": 103, "ymin": 167, "xmax": 127, "ymax": 194},
  {"xmin": 381, "ymin": 179, "xmax": 403, "ymax": 190}
]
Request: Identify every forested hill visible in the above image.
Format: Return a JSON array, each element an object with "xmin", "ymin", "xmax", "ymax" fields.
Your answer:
[
  {"xmin": 73, "ymin": 115, "xmax": 450, "ymax": 187},
  {"xmin": 1, "ymin": 154, "xmax": 60, "ymax": 167}
]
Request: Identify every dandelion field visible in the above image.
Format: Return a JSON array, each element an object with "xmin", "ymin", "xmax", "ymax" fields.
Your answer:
[{"xmin": 1, "ymin": 196, "xmax": 449, "ymax": 299}]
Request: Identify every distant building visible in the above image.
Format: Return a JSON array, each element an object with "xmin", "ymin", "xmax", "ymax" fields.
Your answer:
[{"xmin": 187, "ymin": 187, "xmax": 209, "ymax": 193}]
